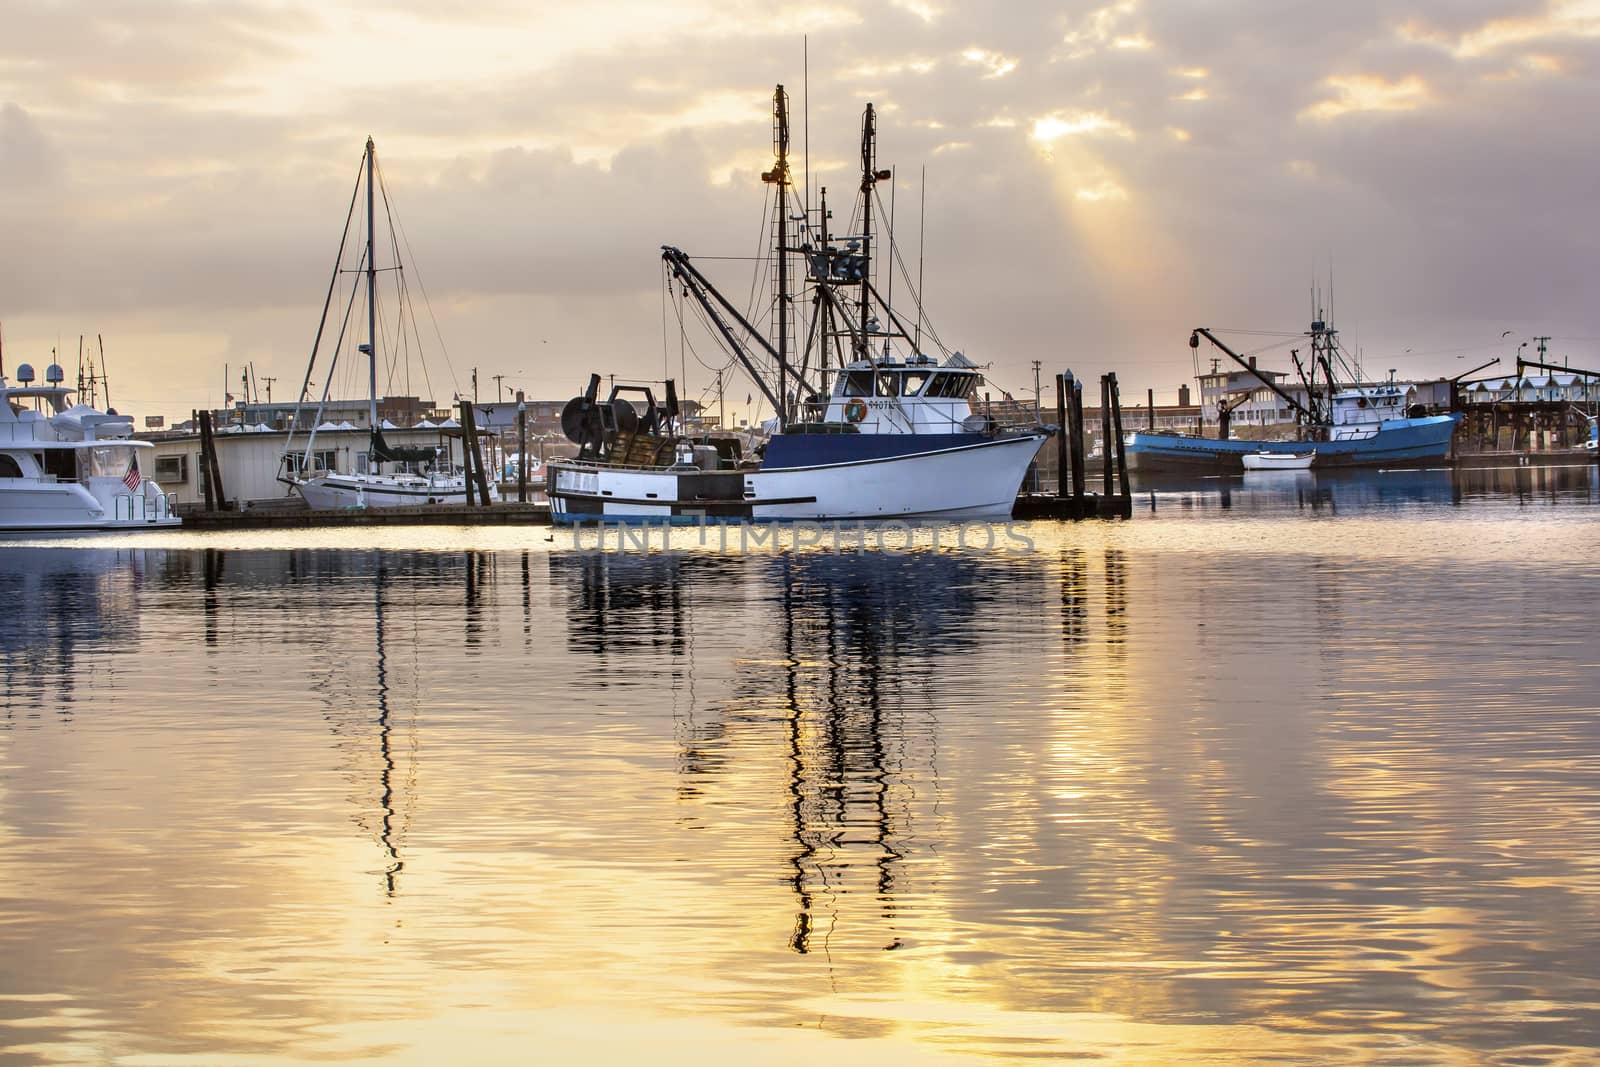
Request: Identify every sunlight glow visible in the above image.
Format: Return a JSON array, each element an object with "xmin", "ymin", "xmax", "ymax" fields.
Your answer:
[
  {"xmin": 1301, "ymin": 73, "xmax": 1432, "ymax": 120},
  {"xmin": 961, "ymin": 47, "xmax": 1020, "ymax": 78},
  {"xmin": 1030, "ymin": 111, "xmax": 1133, "ymax": 144}
]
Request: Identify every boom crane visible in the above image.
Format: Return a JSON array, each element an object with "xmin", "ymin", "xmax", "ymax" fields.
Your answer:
[{"xmin": 1191, "ymin": 327, "xmax": 1322, "ymax": 427}]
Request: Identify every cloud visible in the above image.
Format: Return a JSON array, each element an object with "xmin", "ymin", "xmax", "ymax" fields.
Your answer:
[
  {"xmin": 1300, "ymin": 73, "xmax": 1434, "ymax": 120},
  {"xmin": 0, "ymin": 0, "xmax": 1596, "ymax": 418}
]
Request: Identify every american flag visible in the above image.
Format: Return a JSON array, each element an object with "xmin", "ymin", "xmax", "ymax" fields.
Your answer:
[{"xmin": 123, "ymin": 462, "xmax": 141, "ymax": 493}]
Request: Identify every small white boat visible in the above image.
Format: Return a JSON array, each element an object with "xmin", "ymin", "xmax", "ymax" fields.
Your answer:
[{"xmin": 1242, "ymin": 450, "xmax": 1315, "ymax": 471}]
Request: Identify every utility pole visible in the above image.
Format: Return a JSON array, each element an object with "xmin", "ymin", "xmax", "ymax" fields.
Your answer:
[
  {"xmin": 492, "ymin": 373, "xmax": 506, "ymax": 403},
  {"xmin": 1031, "ymin": 359, "xmax": 1042, "ymax": 419},
  {"xmin": 716, "ymin": 367, "xmax": 725, "ymax": 429},
  {"xmin": 262, "ymin": 376, "xmax": 276, "ymax": 403},
  {"xmin": 471, "ymin": 367, "xmax": 479, "ymax": 404}
]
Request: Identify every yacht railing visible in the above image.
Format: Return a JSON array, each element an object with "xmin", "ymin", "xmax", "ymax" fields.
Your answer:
[{"xmin": 114, "ymin": 492, "xmax": 178, "ymax": 523}]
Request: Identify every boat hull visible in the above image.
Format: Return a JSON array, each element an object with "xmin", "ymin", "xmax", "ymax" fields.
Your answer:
[
  {"xmin": 0, "ymin": 478, "xmax": 179, "ymax": 531},
  {"xmin": 548, "ymin": 434, "xmax": 1049, "ymax": 523},
  {"xmin": 1125, "ymin": 414, "xmax": 1462, "ymax": 473},
  {"xmin": 1242, "ymin": 452, "xmax": 1314, "ymax": 471},
  {"xmin": 293, "ymin": 474, "xmax": 490, "ymax": 510}
]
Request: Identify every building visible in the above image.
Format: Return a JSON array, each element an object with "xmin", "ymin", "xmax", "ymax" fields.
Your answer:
[
  {"xmin": 143, "ymin": 424, "xmax": 486, "ymax": 508},
  {"xmin": 209, "ymin": 395, "xmax": 449, "ymax": 432}
]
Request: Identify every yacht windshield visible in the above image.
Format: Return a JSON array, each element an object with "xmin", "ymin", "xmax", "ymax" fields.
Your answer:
[{"xmin": 81, "ymin": 445, "xmax": 136, "ymax": 479}]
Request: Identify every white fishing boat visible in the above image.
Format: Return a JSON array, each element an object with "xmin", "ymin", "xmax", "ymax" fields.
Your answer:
[
  {"xmin": 282, "ymin": 138, "xmax": 490, "ymax": 509},
  {"xmin": 547, "ymin": 87, "xmax": 1048, "ymax": 523},
  {"xmin": 1242, "ymin": 450, "xmax": 1315, "ymax": 471},
  {"xmin": 0, "ymin": 362, "xmax": 178, "ymax": 531}
]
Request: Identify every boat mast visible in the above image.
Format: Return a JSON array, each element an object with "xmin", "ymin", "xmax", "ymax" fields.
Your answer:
[
  {"xmin": 365, "ymin": 136, "xmax": 379, "ymax": 437},
  {"xmin": 762, "ymin": 85, "xmax": 792, "ymax": 425},
  {"xmin": 857, "ymin": 104, "xmax": 877, "ymax": 356}
]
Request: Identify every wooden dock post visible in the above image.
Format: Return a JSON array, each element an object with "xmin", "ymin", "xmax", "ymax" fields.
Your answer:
[
  {"xmin": 1100, "ymin": 375, "xmax": 1114, "ymax": 501},
  {"xmin": 1109, "ymin": 372, "xmax": 1131, "ymax": 504},
  {"xmin": 197, "ymin": 410, "xmax": 228, "ymax": 510},
  {"xmin": 1070, "ymin": 376, "xmax": 1086, "ymax": 504},
  {"xmin": 516, "ymin": 399, "xmax": 529, "ymax": 503},
  {"xmin": 1147, "ymin": 387, "xmax": 1155, "ymax": 431},
  {"xmin": 1054, "ymin": 373, "xmax": 1069, "ymax": 498},
  {"xmin": 460, "ymin": 400, "xmax": 492, "ymax": 506},
  {"xmin": 458, "ymin": 401, "xmax": 476, "ymax": 501},
  {"xmin": 195, "ymin": 410, "xmax": 214, "ymax": 511}
]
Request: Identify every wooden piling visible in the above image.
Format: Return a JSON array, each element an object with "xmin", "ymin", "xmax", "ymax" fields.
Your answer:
[
  {"xmin": 460, "ymin": 401, "xmax": 492, "ymax": 506},
  {"xmin": 1054, "ymin": 374, "xmax": 1069, "ymax": 498},
  {"xmin": 1100, "ymin": 375, "xmax": 1113, "ymax": 500},
  {"xmin": 197, "ymin": 410, "xmax": 228, "ymax": 510},
  {"xmin": 195, "ymin": 410, "xmax": 214, "ymax": 511},
  {"xmin": 1109, "ymin": 372, "xmax": 1131, "ymax": 502},
  {"xmin": 1146, "ymin": 387, "xmax": 1155, "ymax": 431},
  {"xmin": 1070, "ymin": 377, "xmax": 1086, "ymax": 503},
  {"xmin": 517, "ymin": 403, "xmax": 529, "ymax": 503},
  {"xmin": 458, "ymin": 400, "xmax": 476, "ymax": 500}
]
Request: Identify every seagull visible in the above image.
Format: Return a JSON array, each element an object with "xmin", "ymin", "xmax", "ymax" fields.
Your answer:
[{"xmin": 1502, "ymin": 330, "xmax": 1512, "ymax": 337}]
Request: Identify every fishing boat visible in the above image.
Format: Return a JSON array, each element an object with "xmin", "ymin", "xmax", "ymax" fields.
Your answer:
[
  {"xmin": 281, "ymin": 138, "xmax": 489, "ymax": 509},
  {"xmin": 1242, "ymin": 450, "xmax": 1314, "ymax": 471},
  {"xmin": 0, "ymin": 362, "xmax": 179, "ymax": 530},
  {"xmin": 546, "ymin": 87, "xmax": 1049, "ymax": 523},
  {"xmin": 1125, "ymin": 322, "xmax": 1462, "ymax": 472}
]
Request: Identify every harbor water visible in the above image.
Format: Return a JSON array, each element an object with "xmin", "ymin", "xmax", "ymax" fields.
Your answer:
[{"xmin": 2, "ymin": 465, "xmax": 1598, "ymax": 1064}]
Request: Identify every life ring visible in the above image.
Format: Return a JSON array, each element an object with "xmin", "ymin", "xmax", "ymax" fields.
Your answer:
[{"xmin": 844, "ymin": 398, "xmax": 868, "ymax": 423}]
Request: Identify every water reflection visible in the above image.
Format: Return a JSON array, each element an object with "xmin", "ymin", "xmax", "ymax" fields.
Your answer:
[
  {"xmin": 1139, "ymin": 462, "xmax": 1599, "ymax": 515},
  {"xmin": 0, "ymin": 512, "xmax": 1598, "ymax": 1063}
]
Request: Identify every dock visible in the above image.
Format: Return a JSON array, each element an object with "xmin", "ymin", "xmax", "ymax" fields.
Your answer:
[{"xmin": 179, "ymin": 500, "xmax": 552, "ymax": 529}]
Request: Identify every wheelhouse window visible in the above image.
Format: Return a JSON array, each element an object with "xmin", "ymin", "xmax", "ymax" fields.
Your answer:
[
  {"xmin": 841, "ymin": 371, "xmax": 875, "ymax": 397},
  {"xmin": 899, "ymin": 371, "xmax": 931, "ymax": 396},
  {"xmin": 925, "ymin": 373, "xmax": 977, "ymax": 399},
  {"xmin": 875, "ymin": 374, "xmax": 900, "ymax": 397},
  {"xmin": 0, "ymin": 454, "xmax": 22, "ymax": 478}
]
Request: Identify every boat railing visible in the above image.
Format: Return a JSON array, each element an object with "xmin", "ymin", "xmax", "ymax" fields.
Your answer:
[{"xmin": 114, "ymin": 492, "xmax": 177, "ymax": 523}]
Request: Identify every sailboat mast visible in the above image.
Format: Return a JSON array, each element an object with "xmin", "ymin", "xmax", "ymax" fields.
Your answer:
[
  {"xmin": 365, "ymin": 136, "xmax": 379, "ymax": 434},
  {"xmin": 763, "ymin": 85, "xmax": 792, "ymax": 425},
  {"xmin": 857, "ymin": 104, "xmax": 875, "ymax": 353}
]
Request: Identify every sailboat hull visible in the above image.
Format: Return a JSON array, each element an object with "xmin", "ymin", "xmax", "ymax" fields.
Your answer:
[
  {"xmin": 294, "ymin": 473, "xmax": 490, "ymax": 510},
  {"xmin": 549, "ymin": 434, "xmax": 1048, "ymax": 523}
]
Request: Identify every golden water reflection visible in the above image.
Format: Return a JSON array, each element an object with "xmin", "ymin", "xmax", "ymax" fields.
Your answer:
[{"xmin": 1, "ymin": 504, "xmax": 1598, "ymax": 1064}]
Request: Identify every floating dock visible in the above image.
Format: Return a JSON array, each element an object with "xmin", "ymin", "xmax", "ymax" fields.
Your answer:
[{"xmin": 179, "ymin": 501, "xmax": 552, "ymax": 529}]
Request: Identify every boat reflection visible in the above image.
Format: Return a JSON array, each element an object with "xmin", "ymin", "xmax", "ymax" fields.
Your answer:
[{"xmin": 1138, "ymin": 463, "xmax": 1600, "ymax": 514}]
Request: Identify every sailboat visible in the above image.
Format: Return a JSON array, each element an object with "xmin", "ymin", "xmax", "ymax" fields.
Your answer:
[
  {"xmin": 282, "ymin": 138, "xmax": 491, "ymax": 509},
  {"xmin": 546, "ymin": 86, "xmax": 1049, "ymax": 523}
]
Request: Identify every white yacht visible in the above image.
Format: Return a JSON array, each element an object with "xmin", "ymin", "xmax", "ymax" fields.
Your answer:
[{"xmin": 0, "ymin": 362, "xmax": 179, "ymax": 531}]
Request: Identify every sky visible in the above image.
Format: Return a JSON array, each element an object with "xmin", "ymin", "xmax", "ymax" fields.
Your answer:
[{"xmin": 2, "ymin": 0, "xmax": 1598, "ymax": 425}]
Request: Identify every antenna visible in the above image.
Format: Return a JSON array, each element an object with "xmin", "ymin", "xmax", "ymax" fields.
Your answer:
[
  {"xmin": 803, "ymin": 37, "xmax": 810, "ymax": 223},
  {"xmin": 97, "ymin": 334, "xmax": 110, "ymax": 410},
  {"xmin": 915, "ymin": 166, "xmax": 926, "ymax": 354}
]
